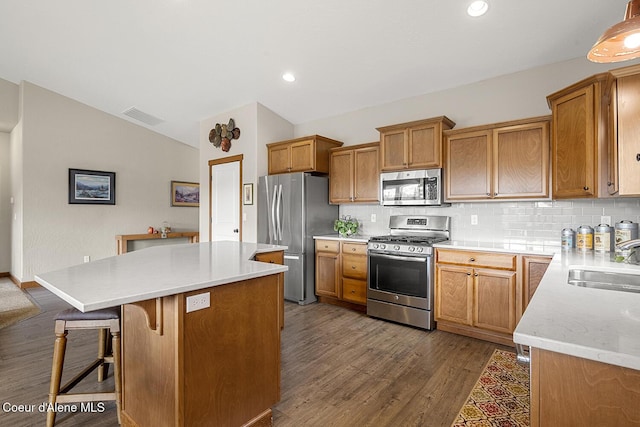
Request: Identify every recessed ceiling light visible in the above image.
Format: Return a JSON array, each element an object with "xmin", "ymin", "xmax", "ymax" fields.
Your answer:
[
  {"xmin": 467, "ymin": 0, "xmax": 489, "ymax": 17},
  {"xmin": 282, "ymin": 72, "xmax": 296, "ymax": 82}
]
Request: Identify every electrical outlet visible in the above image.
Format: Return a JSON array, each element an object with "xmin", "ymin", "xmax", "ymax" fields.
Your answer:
[
  {"xmin": 471, "ymin": 215, "xmax": 478, "ymax": 225},
  {"xmin": 186, "ymin": 292, "xmax": 210, "ymax": 313},
  {"xmin": 601, "ymin": 216, "xmax": 612, "ymax": 225},
  {"xmin": 83, "ymin": 255, "xmax": 90, "ymax": 263},
  {"xmin": 371, "ymin": 213, "xmax": 376, "ymax": 223}
]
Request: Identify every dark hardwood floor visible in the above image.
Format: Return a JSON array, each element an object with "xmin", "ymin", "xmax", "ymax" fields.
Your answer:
[{"xmin": 0, "ymin": 282, "xmax": 510, "ymax": 426}]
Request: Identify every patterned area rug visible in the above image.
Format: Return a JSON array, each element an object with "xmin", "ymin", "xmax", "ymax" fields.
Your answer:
[
  {"xmin": 0, "ymin": 280, "xmax": 41, "ymax": 330},
  {"xmin": 451, "ymin": 349, "xmax": 530, "ymax": 427}
]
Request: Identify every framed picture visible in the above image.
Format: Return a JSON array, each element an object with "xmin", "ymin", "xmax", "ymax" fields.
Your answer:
[
  {"xmin": 243, "ymin": 183, "xmax": 253, "ymax": 205},
  {"xmin": 68, "ymin": 169, "xmax": 116, "ymax": 205},
  {"xmin": 171, "ymin": 181, "xmax": 200, "ymax": 207}
]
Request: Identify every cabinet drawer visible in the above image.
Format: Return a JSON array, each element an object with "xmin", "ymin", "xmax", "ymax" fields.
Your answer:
[
  {"xmin": 342, "ymin": 254, "xmax": 367, "ymax": 280},
  {"xmin": 254, "ymin": 251, "xmax": 284, "ymax": 265},
  {"xmin": 342, "ymin": 242, "xmax": 367, "ymax": 255},
  {"xmin": 436, "ymin": 249, "xmax": 516, "ymax": 270},
  {"xmin": 342, "ymin": 278, "xmax": 367, "ymax": 305},
  {"xmin": 316, "ymin": 240, "xmax": 340, "ymax": 253}
]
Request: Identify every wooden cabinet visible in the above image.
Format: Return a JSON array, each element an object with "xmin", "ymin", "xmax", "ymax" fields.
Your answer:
[
  {"xmin": 340, "ymin": 242, "xmax": 367, "ymax": 304},
  {"xmin": 521, "ymin": 255, "xmax": 552, "ymax": 313},
  {"xmin": 329, "ymin": 142, "xmax": 379, "ymax": 204},
  {"xmin": 254, "ymin": 250, "xmax": 285, "ymax": 330},
  {"xmin": 444, "ymin": 116, "xmax": 550, "ymax": 201},
  {"xmin": 377, "ymin": 116, "xmax": 455, "ymax": 171},
  {"xmin": 435, "ymin": 248, "xmax": 518, "ymax": 346},
  {"xmin": 267, "ymin": 135, "xmax": 343, "ymax": 175},
  {"xmin": 315, "ymin": 240, "xmax": 341, "ymax": 298},
  {"xmin": 315, "ymin": 239, "xmax": 367, "ymax": 310},
  {"xmin": 547, "ymin": 73, "xmax": 611, "ymax": 199},
  {"xmin": 530, "ymin": 347, "xmax": 640, "ymax": 427},
  {"xmin": 609, "ymin": 64, "xmax": 640, "ymax": 197}
]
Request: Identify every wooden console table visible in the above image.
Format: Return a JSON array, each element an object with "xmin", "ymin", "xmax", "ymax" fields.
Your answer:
[{"xmin": 116, "ymin": 232, "xmax": 199, "ymax": 255}]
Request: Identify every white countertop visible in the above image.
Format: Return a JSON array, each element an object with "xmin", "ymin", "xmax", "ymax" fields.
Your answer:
[
  {"xmin": 34, "ymin": 241, "xmax": 288, "ymax": 312},
  {"xmin": 513, "ymin": 250, "xmax": 640, "ymax": 370},
  {"xmin": 434, "ymin": 240, "xmax": 560, "ymax": 256},
  {"xmin": 313, "ymin": 234, "xmax": 372, "ymax": 243}
]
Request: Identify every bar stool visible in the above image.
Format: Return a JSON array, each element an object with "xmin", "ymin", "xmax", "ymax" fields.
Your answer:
[{"xmin": 46, "ymin": 307, "xmax": 122, "ymax": 427}]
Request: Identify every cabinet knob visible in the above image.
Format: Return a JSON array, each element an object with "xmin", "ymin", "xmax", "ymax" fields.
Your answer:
[
  {"xmin": 469, "ymin": 258, "xmax": 475, "ymax": 262},
  {"xmin": 583, "ymin": 186, "xmax": 589, "ymax": 191},
  {"xmin": 351, "ymin": 290, "xmax": 356, "ymax": 294},
  {"xmin": 636, "ymin": 153, "xmax": 640, "ymax": 162},
  {"xmin": 474, "ymin": 273, "xmax": 479, "ymax": 277},
  {"xmin": 351, "ymin": 265, "xmax": 357, "ymax": 269},
  {"xmin": 352, "ymin": 248, "xmax": 356, "ymax": 251},
  {"xmin": 467, "ymin": 272, "xmax": 471, "ymax": 276},
  {"xmin": 494, "ymin": 192, "xmax": 498, "ymax": 196},
  {"xmin": 486, "ymin": 193, "xmax": 491, "ymax": 196}
]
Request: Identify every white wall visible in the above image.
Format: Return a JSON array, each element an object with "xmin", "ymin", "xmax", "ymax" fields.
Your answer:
[
  {"xmin": 199, "ymin": 102, "xmax": 293, "ymax": 243},
  {"xmin": 0, "ymin": 77, "xmax": 18, "ymax": 132},
  {"xmin": 14, "ymin": 81, "xmax": 199, "ymax": 282},
  {"xmin": 0, "ymin": 132, "xmax": 11, "ymax": 272},
  {"xmin": 294, "ymin": 57, "xmax": 626, "ymax": 146}
]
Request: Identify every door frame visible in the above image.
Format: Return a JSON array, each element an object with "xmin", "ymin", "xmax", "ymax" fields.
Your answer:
[{"xmin": 208, "ymin": 154, "xmax": 243, "ymax": 242}]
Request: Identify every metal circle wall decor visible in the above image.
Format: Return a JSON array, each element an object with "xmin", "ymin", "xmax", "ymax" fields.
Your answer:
[{"xmin": 209, "ymin": 118, "xmax": 241, "ymax": 152}]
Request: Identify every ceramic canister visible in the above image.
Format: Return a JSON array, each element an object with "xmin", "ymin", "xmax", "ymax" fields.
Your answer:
[
  {"xmin": 594, "ymin": 224, "xmax": 615, "ymax": 252},
  {"xmin": 576, "ymin": 225, "xmax": 594, "ymax": 251},
  {"xmin": 561, "ymin": 228, "xmax": 576, "ymax": 250},
  {"xmin": 615, "ymin": 220, "xmax": 639, "ymax": 245}
]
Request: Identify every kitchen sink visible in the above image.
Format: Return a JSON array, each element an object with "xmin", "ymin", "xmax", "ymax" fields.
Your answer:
[{"xmin": 567, "ymin": 269, "xmax": 640, "ymax": 294}]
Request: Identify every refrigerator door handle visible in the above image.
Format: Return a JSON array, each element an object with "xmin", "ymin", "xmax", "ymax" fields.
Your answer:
[
  {"xmin": 270, "ymin": 184, "xmax": 278, "ymax": 242},
  {"xmin": 276, "ymin": 184, "xmax": 283, "ymax": 241}
]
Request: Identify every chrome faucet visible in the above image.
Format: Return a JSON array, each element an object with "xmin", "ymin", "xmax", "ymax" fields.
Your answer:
[{"xmin": 616, "ymin": 239, "xmax": 640, "ymax": 250}]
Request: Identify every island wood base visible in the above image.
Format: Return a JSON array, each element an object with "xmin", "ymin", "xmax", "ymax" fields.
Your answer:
[
  {"xmin": 531, "ymin": 347, "xmax": 640, "ymax": 427},
  {"xmin": 120, "ymin": 274, "xmax": 281, "ymax": 427}
]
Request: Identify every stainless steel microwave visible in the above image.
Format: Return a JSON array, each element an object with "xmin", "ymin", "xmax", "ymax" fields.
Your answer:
[{"xmin": 380, "ymin": 169, "xmax": 447, "ymax": 206}]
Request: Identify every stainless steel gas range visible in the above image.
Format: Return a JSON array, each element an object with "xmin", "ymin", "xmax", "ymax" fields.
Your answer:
[{"xmin": 367, "ymin": 215, "xmax": 451, "ymax": 330}]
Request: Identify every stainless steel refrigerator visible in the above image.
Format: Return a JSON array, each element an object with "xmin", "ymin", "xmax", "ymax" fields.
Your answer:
[{"xmin": 258, "ymin": 173, "xmax": 338, "ymax": 305}]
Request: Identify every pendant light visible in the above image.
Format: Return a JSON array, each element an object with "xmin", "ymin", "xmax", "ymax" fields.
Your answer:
[{"xmin": 588, "ymin": 0, "xmax": 640, "ymax": 63}]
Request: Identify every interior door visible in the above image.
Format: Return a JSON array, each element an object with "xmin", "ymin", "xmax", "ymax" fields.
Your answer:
[{"xmin": 210, "ymin": 157, "xmax": 242, "ymax": 241}]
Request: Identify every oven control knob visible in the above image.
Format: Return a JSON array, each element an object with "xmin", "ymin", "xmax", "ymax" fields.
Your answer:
[
  {"xmin": 372, "ymin": 243, "xmax": 379, "ymax": 249},
  {"xmin": 417, "ymin": 247, "xmax": 424, "ymax": 253},
  {"xmin": 380, "ymin": 244, "xmax": 386, "ymax": 250},
  {"xmin": 394, "ymin": 245, "xmax": 400, "ymax": 251},
  {"xmin": 408, "ymin": 246, "xmax": 415, "ymax": 252}
]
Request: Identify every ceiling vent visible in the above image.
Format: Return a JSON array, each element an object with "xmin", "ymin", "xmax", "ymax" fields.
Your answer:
[{"xmin": 122, "ymin": 107, "xmax": 164, "ymax": 126}]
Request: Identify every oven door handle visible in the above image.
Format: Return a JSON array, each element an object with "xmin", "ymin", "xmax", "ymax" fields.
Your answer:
[{"xmin": 368, "ymin": 252, "xmax": 428, "ymax": 263}]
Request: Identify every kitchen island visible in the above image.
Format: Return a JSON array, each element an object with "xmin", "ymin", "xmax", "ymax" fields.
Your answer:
[
  {"xmin": 35, "ymin": 241, "xmax": 288, "ymax": 427},
  {"xmin": 513, "ymin": 249, "xmax": 640, "ymax": 427}
]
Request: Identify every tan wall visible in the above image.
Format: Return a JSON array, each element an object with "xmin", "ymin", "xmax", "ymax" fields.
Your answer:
[
  {"xmin": 0, "ymin": 132, "xmax": 10, "ymax": 272},
  {"xmin": 14, "ymin": 82, "xmax": 199, "ymax": 282}
]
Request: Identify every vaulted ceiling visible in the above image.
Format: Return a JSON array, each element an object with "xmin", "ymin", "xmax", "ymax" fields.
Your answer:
[{"xmin": 0, "ymin": 0, "xmax": 630, "ymax": 147}]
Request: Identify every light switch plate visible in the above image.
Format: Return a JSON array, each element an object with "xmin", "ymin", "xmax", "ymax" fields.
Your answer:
[
  {"xmin": 601, "ymin": 216, "xmax": 612, "ymax": 226},
  {"xmin": 471, "ymin": 215, "xmax": 478, "ymax": 225},
  {"xmin": 371, "ymin": 213, "xmax": 376, "ymax": 223},
  {"xmin": 186, "ymin": 292, "xmax": 210, "ymax": 313}
]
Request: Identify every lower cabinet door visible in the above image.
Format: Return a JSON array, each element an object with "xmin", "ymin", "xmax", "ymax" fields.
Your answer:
[
  {"xmin": 435, "ymin": 265, "xmax": 473, "ymax": 325},
  {"xmin": 315, "ymin": 252, "xmax": 340, "ymax": 298},
  {"xmin": 473, "ymin": 268, "xmax": 516, "ymax": 334}
]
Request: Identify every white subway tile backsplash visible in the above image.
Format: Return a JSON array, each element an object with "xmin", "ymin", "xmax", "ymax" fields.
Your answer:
[{"xmin": 341, "ymin": 198, "xmax": 640, "ymax": 245}]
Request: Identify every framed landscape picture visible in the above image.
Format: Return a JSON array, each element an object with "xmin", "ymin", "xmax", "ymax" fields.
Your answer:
[
  {"xmin": 171, "ymin": 181, "xmax": 200, "ymax": 207},
  {"xmin": 68, "ymin": 169, "xmax": 116, "ymax": 205}
]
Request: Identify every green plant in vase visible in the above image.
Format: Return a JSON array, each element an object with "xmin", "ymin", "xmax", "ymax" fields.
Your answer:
[{"xmin": 334, "ymin": 216, "xmax": 359, "ymax": 237}]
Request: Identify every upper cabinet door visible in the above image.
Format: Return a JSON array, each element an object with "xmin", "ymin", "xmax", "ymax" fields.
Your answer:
[
  {"xmin": 550, "ymin": 85, "xmax": 596, "ymax": 198},
  {"xmin": 329, "ymin": 150, "xmax": 353, "ymax": 204},
  {"xmin": 289, "ymin": 140, "xmax": 315, "ymax": 172},
  {"xmin": 614, "ymin": 72, "xmax": 640, "ymax": 196},
  {"xmin": 493, "ymin": 121, "xmax": 549, "ymax": 199},
  {"xmin": 380, "ymin": 129, "xmax": 407, "ymax": 170},
  {"xmin": 445, "ymin": 130, "xmax": 492, "ymax": 200},
  {"xmin": 408, "ymin": 123, "xmax": 440, "ymax": 169},
  {"xmin": 353, "ymin": 145, "xmax": 379, "ymax": 202},
  {"xmin": 268, "ymin": 144, "xmax": 291, "ymax": 175}
]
